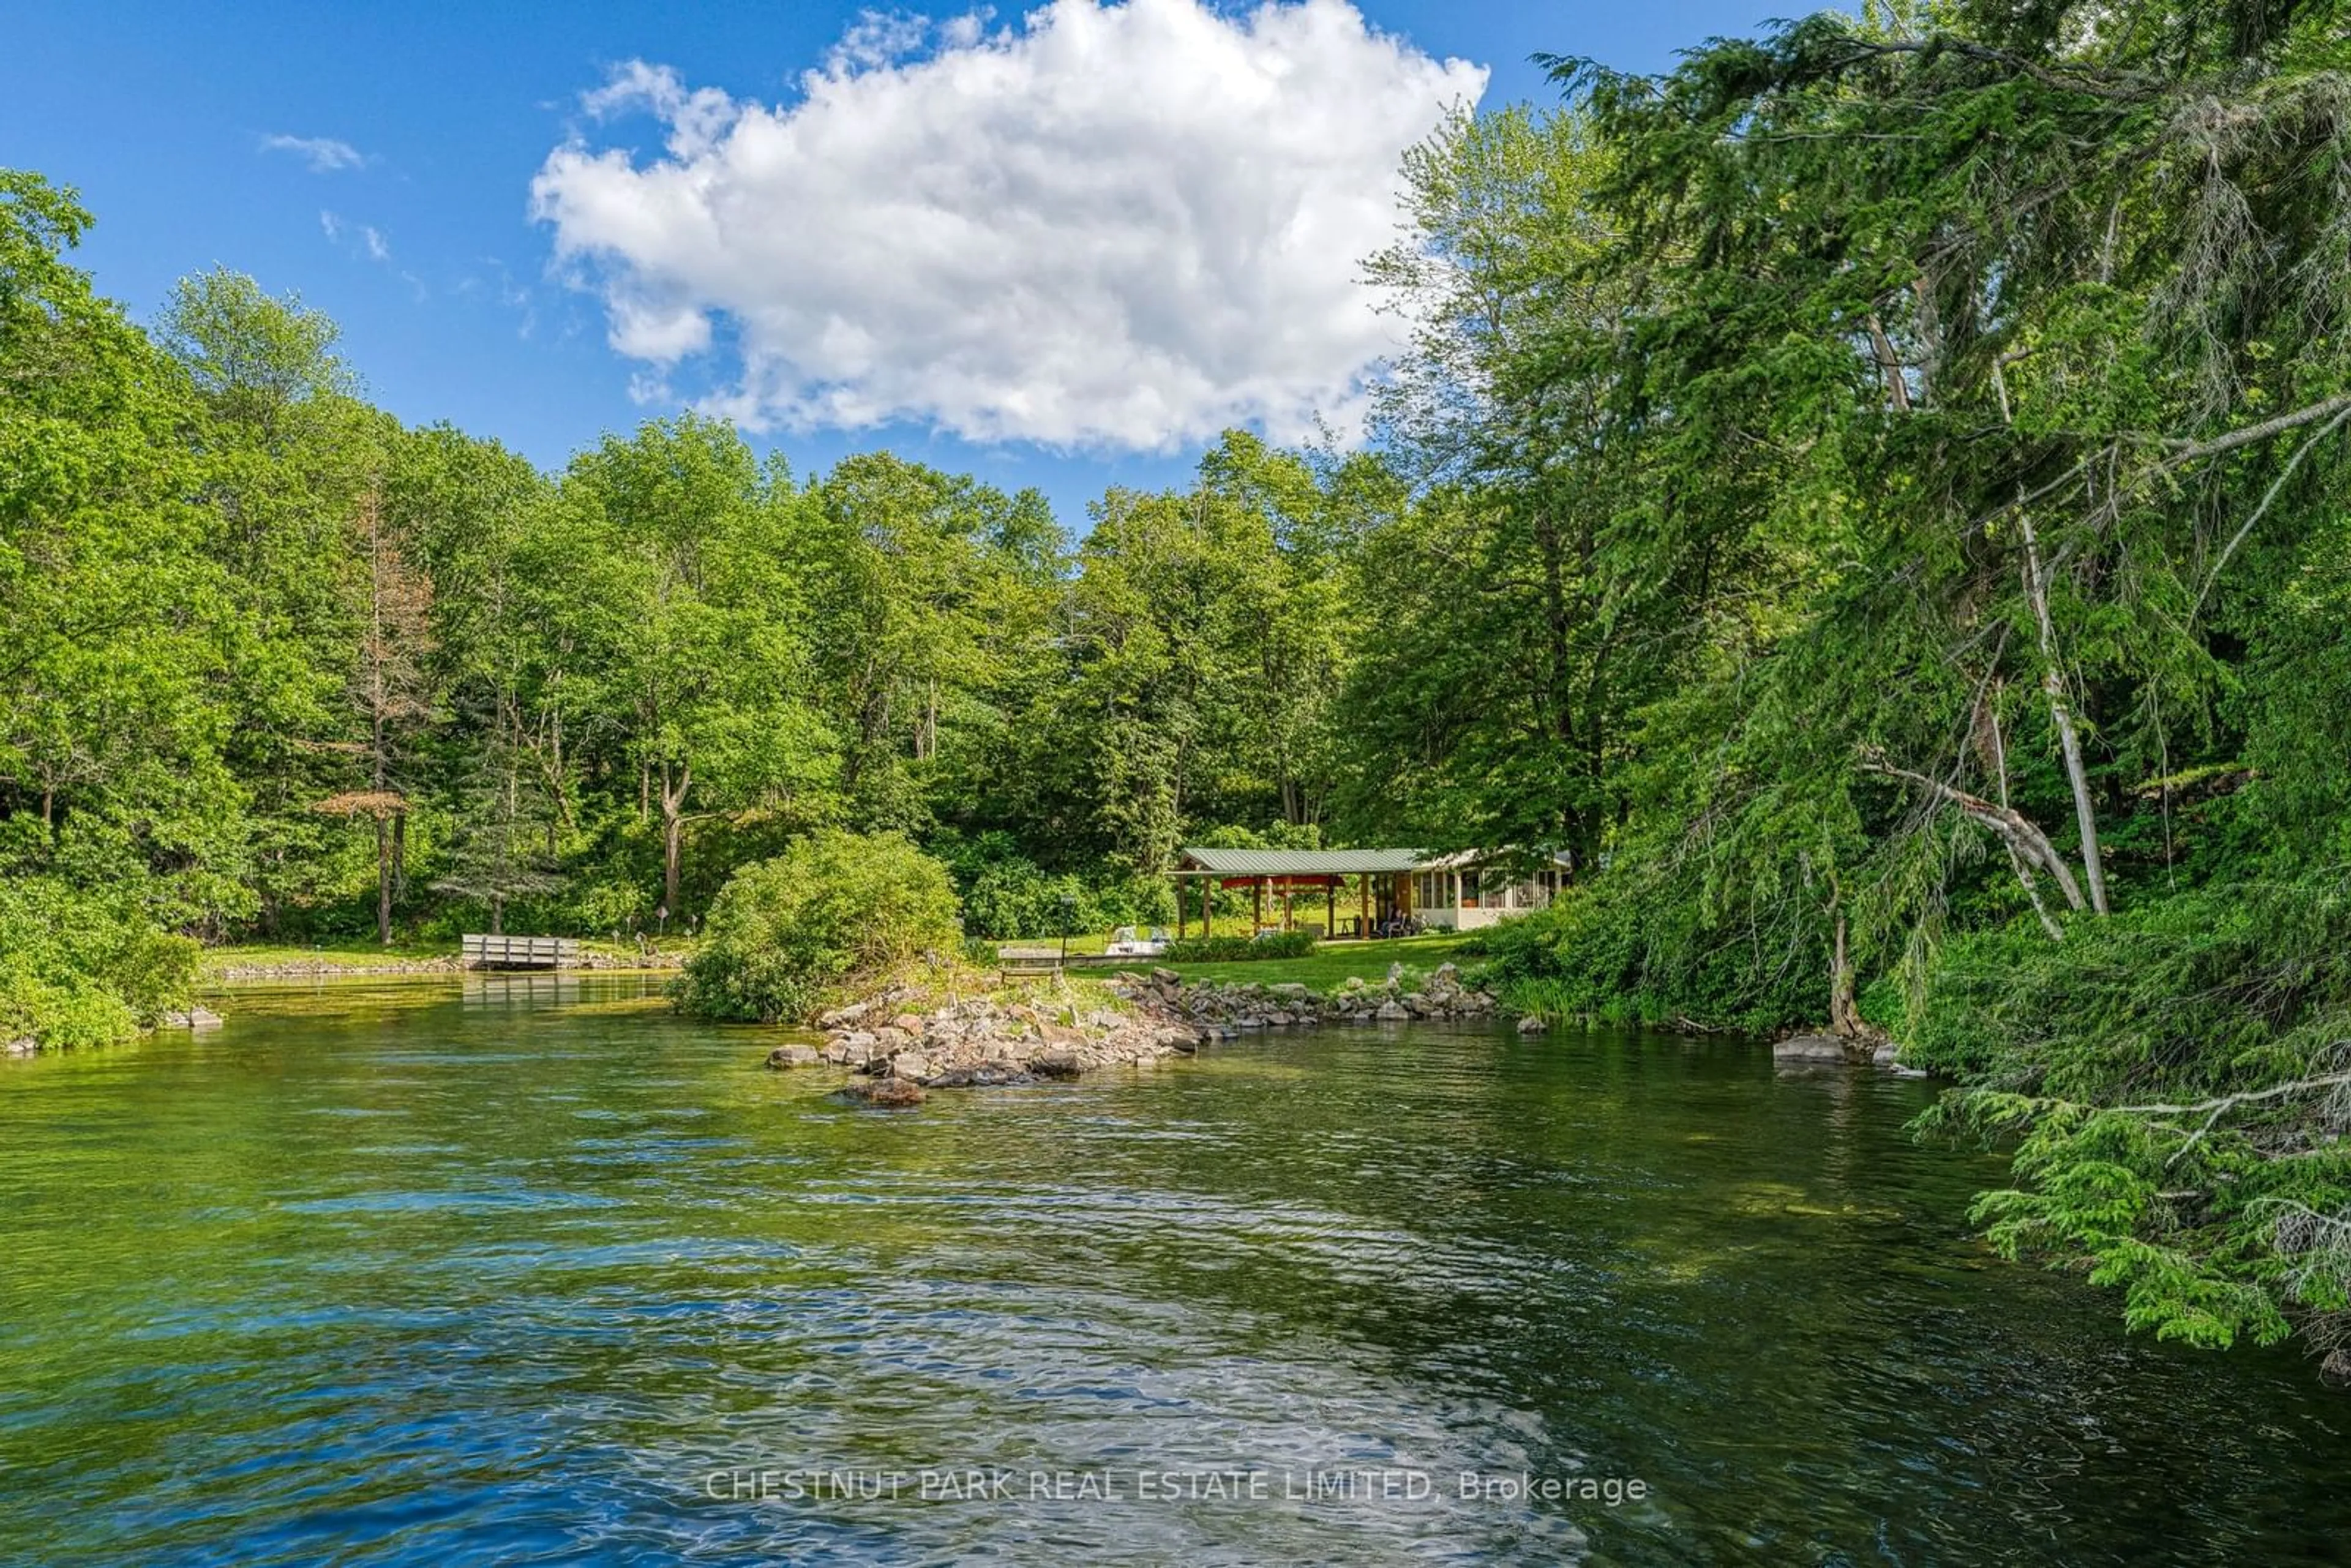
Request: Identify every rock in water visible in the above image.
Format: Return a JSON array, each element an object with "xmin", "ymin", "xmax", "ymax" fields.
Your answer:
[
  {"xmin": 842, "ymin": 1077, "xmax": 926, "ymax": 1108},
  {"xmin": 888, "ymin": 1051, "xmax": 931, "ymax": 1081},
  {"xmin": 1374, "ymin": 1000, "xmax": 1410, "ymax": 1021},
  {"xmin": 1773, "ymin": 1034, "xmax": 1850, "ymax": 1062},
  {"xmin": 1030, "ymin": 1047, "xmax": 1082, "ymax": 1079},
  {"xmin": 1516, "ymin": 1014, "xmax": 1548, "ymax": 1033},
  {"xmin": 765, "ymin": 1045, "xmax": 822, "ymax": 1070}
]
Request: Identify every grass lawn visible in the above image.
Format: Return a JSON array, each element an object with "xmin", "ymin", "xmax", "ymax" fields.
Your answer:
[
  {"xmin": 200, "ymin": 937, "xmax": 451, "ymax": 972},
  {"xmin": 1152, "ymin": 931, "xmax": 1481, "ymax": 992}
]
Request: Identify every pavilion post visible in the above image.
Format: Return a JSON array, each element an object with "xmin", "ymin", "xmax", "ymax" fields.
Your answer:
[
  {"xmin": 1253, "ymin": 877, "xmax": 1264, "ymax": 934},
  {"xmin": 1177, "ymin": 873, "xmax": 1187, "ymax": 939},
  {"xmin": 1325, "ymin": 879, "xmax": 1335, "ymax": 938}
]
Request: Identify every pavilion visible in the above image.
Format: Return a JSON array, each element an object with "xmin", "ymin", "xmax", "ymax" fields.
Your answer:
[{"xmin": 1171, "ymin": 847, "xmax": 1575, "ymax": 939}]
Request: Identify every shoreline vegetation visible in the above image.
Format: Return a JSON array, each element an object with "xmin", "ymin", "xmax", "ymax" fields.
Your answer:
[{"xmin": 11, "ymin": 1, "xmax": 2351, "ymax": 1379}]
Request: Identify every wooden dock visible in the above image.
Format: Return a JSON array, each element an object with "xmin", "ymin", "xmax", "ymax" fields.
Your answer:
[{"xmin": 462, "ymin": 934, "xmax": 576, "ymax": 970}]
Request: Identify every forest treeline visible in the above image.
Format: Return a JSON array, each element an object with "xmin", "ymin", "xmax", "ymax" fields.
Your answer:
[{"xmin": 9, "ymin": 0, "xmax": 2351, "ymax": 1366}]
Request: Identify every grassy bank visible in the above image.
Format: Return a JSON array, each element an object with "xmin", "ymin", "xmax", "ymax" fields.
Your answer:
[
  {"xmin": 199, "ymin": 936, "xmax": 687, "ymax": 980},
  {"xmin": 1150, "ymin": 932, "xmax": 1477, "ymax": 991}
]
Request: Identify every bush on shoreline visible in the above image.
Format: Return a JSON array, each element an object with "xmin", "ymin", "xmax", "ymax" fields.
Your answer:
[
  {"xmin": 672, "ymin": 831, "xmax": 962, "ymax": 1024},
  {"xmin": 0, "ymin": 878, "xmax": 198, "ymax": 1050}
]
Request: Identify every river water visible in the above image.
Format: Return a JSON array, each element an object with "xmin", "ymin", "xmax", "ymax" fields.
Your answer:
[{"xmin": 1, "ymin": 975, "xmax": 2345, "ymax": 1565}]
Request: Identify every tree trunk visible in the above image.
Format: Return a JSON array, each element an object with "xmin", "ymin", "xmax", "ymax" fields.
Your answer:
[
  {"xmin": 490, "ymin": 895, "xmax": 504, "ymax": 937},
  {"xmin": 659, "ymin": 761, "xmax": 691, "ymax": 915},
  {"xmin": 1861, "ymin": 754, "xmax": 2087, "ymax": 912},
  {"xmin": 376, "ymin": 815, "xmax": 393, "ymax": 947},
  {"xmin": 2018, "ymin": 512, "xmax": 2109, "ymax": 915},
  {"xmin": 1829, "ymin": 913, "xmax": 1862, "ymax": 1037},
  {"xmin": 391, "ymin": 811, "xmax": 407, "ymax": 902}
]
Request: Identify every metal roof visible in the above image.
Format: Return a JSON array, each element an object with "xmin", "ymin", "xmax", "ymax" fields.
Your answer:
[
  {"xmin": 1177, "ymin": 847, "xmax": 1426, "ymax": 875},
  {"xmin": 1415, "ymin": 848, "xmax": 1577, "ymax": 871}
]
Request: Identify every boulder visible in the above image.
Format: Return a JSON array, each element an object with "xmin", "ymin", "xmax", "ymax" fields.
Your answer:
[
  {"xmin": 888, "ymin": 1051, "xmax": 932, "ymax": 1081},
  {"xmin": 842, "ymin": 1076, "xmax": 926, "ymax": 1108},
  {"xmin": 188, "ymin": 1006, "xmax": 225, "ymax": 1032},
  {"xmin": 1400, "ymin": 992, "xmax": 1430, "ymax": 1016},
  {"xmin": 2322, "ymin": 1349, "xmax": 2351, "ymax": 1388},
  {"xmin": 1032, "ymin": 1046, "xmax": 1083, "ymax": 1079},
  {"xmin": 1516, "ymin": 1014, "xmax": 1548, "ymax": 1034},
  {"xmin": 930, "ymin": 1062, "xmax": 1029, "ymax": 1088},
  {"xmin": 4, "ymin": 1037, "xmax": 35, "ymax": 1057},
  {"xmin": 1773, "ymin": 1033, "xmax": 1850, "ymax": 1062},
  {"xmin": 889, "ymin": 1013, "xmax": 926, "ymax": 1037},
  {"xmin": 765, "ymin": 1045, "xmax": 823, "ymax": 1070},
  {"xmin": 817, "ymin": 1000, "xmax": 874, "ymax": 1029},
  {"xmin": 1374, "ymin": 1000, "xmax": 1411, "ymax": 1021}
]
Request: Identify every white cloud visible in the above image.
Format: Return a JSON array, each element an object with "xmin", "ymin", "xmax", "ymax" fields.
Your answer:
[
  {"xmin": 362, "ymin": 225, "xmax": 391, "ymax": 262},
  {"xmin": 530, "ymin": 0, "xmax": 1483, "ymax": 449},
  {"xmin": 263, "ymin": 133, "xmax": 366, "ymax": 173}
]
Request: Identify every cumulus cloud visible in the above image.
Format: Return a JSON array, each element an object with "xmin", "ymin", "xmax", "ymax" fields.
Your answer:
[
  {"xmin": 530, "ymin": 0, "xmax": 1483, "ymax": 449},
  {"xmin": 263, "ymin": 133, "xmax": 366, "ymax": 172}
]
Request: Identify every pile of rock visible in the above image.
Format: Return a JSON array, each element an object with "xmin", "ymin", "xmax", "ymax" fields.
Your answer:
[
  {"xmin": 765, "ymin": 961, "xmax": 1539, "ymax": 1105},
  {"xmin": 1115, "ymin": 962, "xmax": 1515, "ymax": 1035},
  {"xmin": 766, "ymin": 989, "xmax": 1209, "ymax": 1097},
  {"xmin": 1772, "ymin": 1032, "xmax": 1929, "ymax": 1077}
]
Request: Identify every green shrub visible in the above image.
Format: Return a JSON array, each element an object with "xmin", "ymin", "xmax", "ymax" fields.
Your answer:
[
  {"xmin": 0, "ymin": 877, "xmax": 198, "ymax": 1050},
  {"xmin": 1476, "ymin": 873, "xmax": 1823, "ymax": 1032},
  {"xmin": 1161, "ymin": 931, "xmax": 1316, "ymax": 964},
  {"xmin": 673, "ymin": 830, "xmax": 962, "ymax": 1023},
  {"xmin": 931, "ymin": 831, "xmax": 1177, "ymax": 939}
]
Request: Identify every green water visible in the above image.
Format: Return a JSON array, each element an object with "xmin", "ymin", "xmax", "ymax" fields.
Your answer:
[{"xmin": 2, "ymin": 975, "xmax": 2345, "ymax": 1565}]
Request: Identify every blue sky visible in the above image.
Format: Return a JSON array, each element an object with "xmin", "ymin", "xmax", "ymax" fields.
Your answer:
[{"xmin": 4, "ymin": 1, "xmax": 1814, "ymax": 525}]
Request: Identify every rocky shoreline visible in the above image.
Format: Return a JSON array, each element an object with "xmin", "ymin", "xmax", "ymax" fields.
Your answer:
[
  {"xmin": 1136, "ymin": 961, "xmax": 1522, "ymax": 1033},
  {"xmin": 767, "ymin": 961, "xmax": 1532, "ymax": 1104}
]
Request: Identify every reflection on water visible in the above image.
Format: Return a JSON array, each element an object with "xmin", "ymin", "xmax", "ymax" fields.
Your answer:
[{"xmin": 0, "ymin": 977, "xmax": 2345, "ymax": 1565}]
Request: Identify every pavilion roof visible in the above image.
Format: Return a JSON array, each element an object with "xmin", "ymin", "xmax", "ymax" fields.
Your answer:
[{"xmin": 1175, "ymin": 847, "xmax": 1425, "ymax": 876}]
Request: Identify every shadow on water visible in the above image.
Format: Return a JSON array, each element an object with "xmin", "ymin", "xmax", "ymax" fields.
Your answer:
[{"xmin": 1, "ymin": 976, "xmax": 2345, "ymax": 1564}]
